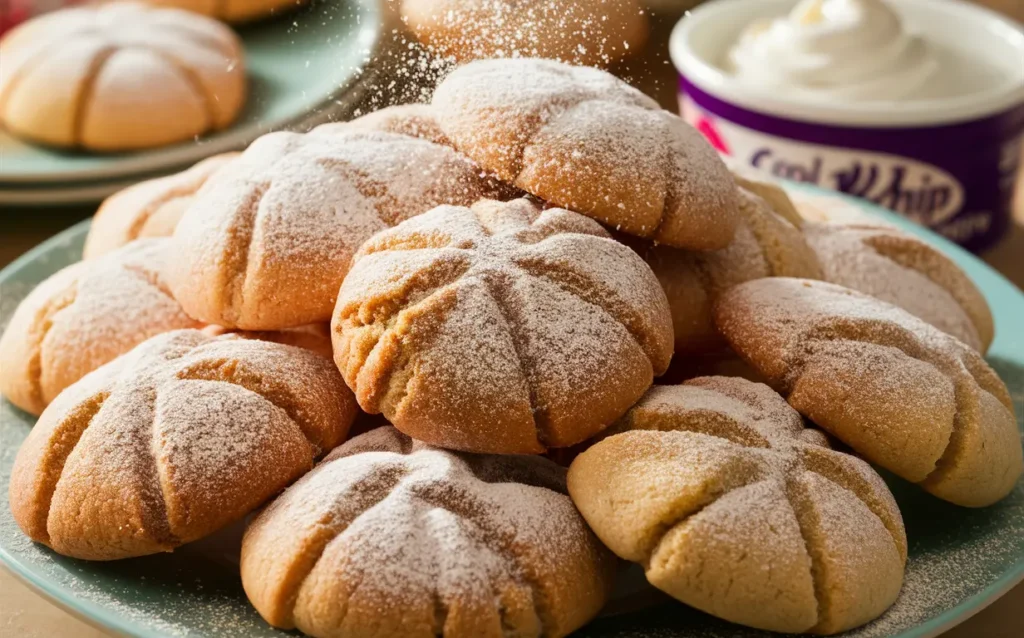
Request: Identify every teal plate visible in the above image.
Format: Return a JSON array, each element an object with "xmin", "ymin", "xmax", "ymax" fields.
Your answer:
[
  {"xmin": 0, "ymin": 0, "xmax": 381, "ymax": 185},
  {"xmin": 1, "ymin": 188, "xmax": 1022, "ymax": 637}
]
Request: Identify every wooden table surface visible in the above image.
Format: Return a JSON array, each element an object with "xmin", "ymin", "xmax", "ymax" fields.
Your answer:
[{"xmin": 2, "ymin": 1, "xmax": 1023, "ymax": 636}]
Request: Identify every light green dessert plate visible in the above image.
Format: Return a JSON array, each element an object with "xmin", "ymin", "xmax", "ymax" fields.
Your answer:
[
  {"xmin": 0, "ymin": 187, "xmax": 1022, "ymax": 637},
  {"xmin": 0, "ymin": 0, "xmax": 381, "ymax": 185}
]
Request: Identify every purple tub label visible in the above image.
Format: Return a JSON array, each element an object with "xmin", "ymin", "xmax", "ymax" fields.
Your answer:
[{"xmin": 680, "ymin": 76, "xmax": 1024, "ymax": 252}]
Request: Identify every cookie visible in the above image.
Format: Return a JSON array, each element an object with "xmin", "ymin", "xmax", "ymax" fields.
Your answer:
[
  {"xmin": 722, "ymin": 158, "xmax": 804, "ymax": 228},
  {"xmin": 568, "ymin": 377, "xmax": 906, "ymax": 634},
  {"xmin": 0, "ymin": 238, "xmax": 201, "ymax": 416},
  {"xmin": 332, "ymin": 198, "xmax": 674, "ymax": 454},
  {"xmin": 317, "ymin": 103, "xmax": 452, "ymax": 145},
  {"xmin": 432, "ymin": 58, "xmax": 739, "ymax": 250},
  {"xmin": 167, "ymin": 127, "xmax": 509, "ymax": 330},
  {"xmin": 803, "ymin": 221, "xmax": 994, "ymax": 352},
  {"xmin": 9, "ymin": 329, "xmax": 356, "ymax": 560},
  {"xmin": 640, "ymin": 187, "xmax": 821, "ymax": 354},
  {"xmin": 715, "ymin": 277, "xmax": 1021, "ymax": 507},
  {"xmin": 401, "ymin": 0, "xmax": 648, "ymax": 67},
  {"xmin": 0, "ymin": 2, "xmax": 246, "ymax": 151},
  {"xmin": 241, "ymin": 426, "xmax": 617, "ymax": 638},
  {"xmin": 84, "ymin": 154, "xmax": 238, "ymax": 259}
]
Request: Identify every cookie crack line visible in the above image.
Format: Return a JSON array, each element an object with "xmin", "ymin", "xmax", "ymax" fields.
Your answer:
[
  {"xmin": 479, "ymin": 272, "xmax": 547, "ymax": 448},
  {"xmin": 802, "ymin": 464, "xmax": 903, "ymax": 556},
  {"xmin": 172, "ymin": 354, "xmax": 323, "ymax": 454},
  {"xmin": 119, "ymin": 260, "xmax": 178, "ymax": 305},
  {"xmin": 27, "ymin": 281, "xmax": 81, "ymax": 410},
  {"xmin": 147, "ymin": 386, "xmax": 185, "ymax": 549},
  {"xmin": 71, "ymin": 46, "xmax": 118, "ymax": 147},
  {"xmin": 341, "ymin": 262, "xmax": 471, "ymax": 412},
  {"xmin": 516, "ymin": 257, "xmax": 654, "ymax": 366},
  {"xmin": 225, "ymin": 181, "xmax": 271, "ymax": 326},
  {"xmin": 411, "ymin": 483, "xmax": 548, "ymax": 635},
  {"xmin": 38, "ymin": 391, "xmax": 109, "ymax": 544},
  {"xmin": 781, "ymin": 475, "xmax": 829, "ymax": 634},
  {"xmin": 150, "ymin": 47, "xmax": 216, "ymax": 132},
  {"xmin": 285, "ymin": 465, "xmax": 410, "ymax": 627}
]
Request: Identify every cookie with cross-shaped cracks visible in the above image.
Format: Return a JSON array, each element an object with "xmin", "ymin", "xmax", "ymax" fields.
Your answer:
[
  {"xmin": 331, "ymin": 198, "xmax": 675, "ymax": 454},
  {"xmin": 9, "ymin": 329, "xmax": 357, "ymax": 560},
  {"xmin": 568, "ymin": 376, "xmax": 907, "ymax": 635},
  {"xmin": 240, "ymin": 425, "xmax": 617, "ymax": 638}
]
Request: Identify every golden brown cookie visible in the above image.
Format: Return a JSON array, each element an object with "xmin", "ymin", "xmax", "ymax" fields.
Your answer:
[
  {"xmin": 0, "ymin": 238, "xmax": 202, "ymax": 416},
  {"xmin": 241, "ymin": 426, "xmax": 617, "ymax": 638},
  {"xmin": 432, "ymin": 58, "xmax": 739, "ymax": 250},
  {"xmin": 167, "ymin": 127, "xmax": 509, "ymax": 330},
  {"xmin": 84, "ymin": 154, "xmax": 238, "ymax": 259},
  {"xmin": 0, "ymin": 3, "xmax": 246, "ymax": 151},
  {"xmin": 317, "ymin": 103, "xmax": 452, "ymax": 145},
  {"xmin": 401, "ymin": 0, "xmax": 648, "ymax": 67},
  {"xmin": 803, "ymin": 221, "xmax": 994, "ymax": 352},
  {"xmin": 9, "ymin": 329, "xmax": 356, "ymax": 560},
  {"xmin": 332, "ymin": 198, "xmax": 674, "ymax": 454},
  {"xmin": 715, "ymin": 278, "xmax": 1021, "ymax": 507},
  {"xmin": 569, "ymin": 377, "xmax": 906, "ymax": 634},
  {"xmin": 641, "ymin": 188, "xmax": 821, "ymax": 354},
  {"xmin": 722, "ymin": 159, "xmax": 805, "ymax": 228}
]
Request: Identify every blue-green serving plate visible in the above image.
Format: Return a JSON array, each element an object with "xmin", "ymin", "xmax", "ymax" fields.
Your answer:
[
  {"xmin": 0, "ymin": 188, "xmax": 1022, "ymax": 637},
  {"xmin": 0, "ymin": 0, "xmax": 381, "ymax": 186}
]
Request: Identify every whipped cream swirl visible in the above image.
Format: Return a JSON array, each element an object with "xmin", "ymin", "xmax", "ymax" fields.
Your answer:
[{"xmin": 727, "ymin": 0, "xmax": 941, "ymax": 101}]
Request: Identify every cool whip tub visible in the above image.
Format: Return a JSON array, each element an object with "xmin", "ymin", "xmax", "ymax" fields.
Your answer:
[{"xmin": 671, "ymin": 0, "xmax": 1024, "ymax": 251}]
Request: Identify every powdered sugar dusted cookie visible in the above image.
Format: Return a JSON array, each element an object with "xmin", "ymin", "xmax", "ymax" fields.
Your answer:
[
  {"xmin": 402, "ymin": 0, "xmax": 648, "ymax": 67},
  {"xmin": 803, "ymin": 221, "xmax": 994, "ymax": 352},
  {"xmin": 167, "ymin": 127, "xmax": 509, "ymax": 330},
  {"xmin": 332, "ymin": 198, "xmax": 674, "ymax": 454},
  {"xmin": 84, "ymin": 153, "xmax": 238, "ymax": 259},
  {"xmin": 9, "ymin": 329, "xmax": 357, "ymax": 560},
  {"xmin": 639, "ymin": 187, "xmax": 821, "ymax": 355},
  {"xmin": 0, "ymin": 238, "xmax": 202, "ymax": 416},
  {"xmin": 432, "ymin": 58, "xmax": 740, "ymax": 250},
  {"xmin": 569, "ymin": 377, "xmax": 906, "ymax": 634},
  {"xmin": 715, "ymin": 278, "xmax": 1021, "ymax": 507},
  {"xmin": 242, "ymin": 425, "xmax": 617, "ymax": 638}
]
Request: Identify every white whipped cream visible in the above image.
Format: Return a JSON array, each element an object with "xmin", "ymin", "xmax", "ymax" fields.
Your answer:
[{"xmin": 727, "ymin": 0, "xmax": 943, "ymax": 102}]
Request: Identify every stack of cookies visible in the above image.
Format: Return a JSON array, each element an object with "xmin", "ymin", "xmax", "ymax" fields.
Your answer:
[{"xmin": 2, "ymin": 58, "xmax": 1020, "ymax": 638}]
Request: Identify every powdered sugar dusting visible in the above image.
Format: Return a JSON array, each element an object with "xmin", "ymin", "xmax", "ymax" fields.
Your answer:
[
  {"xmin": 334, "ymin": 199, "xmax": 674, "ymax": 452},
  {"xmin": 804, "ymin": 222, "xmax": 984, "ymax": 351},
  {"xmin": 431, "ymin": 58, "xmax": 738, "ymax": 248},
  {"xmin": 243, "ymin": 426, "xmax": 613, "ymax": 636}
]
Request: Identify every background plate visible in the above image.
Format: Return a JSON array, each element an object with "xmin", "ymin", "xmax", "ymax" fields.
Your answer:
[
  {"xmin": 1, "ymin": 187, "xmax": 1022, "ymax": 637},
  {"xmin": 0, "ymin": 0, "xmax": 381, "ymax": 185}
]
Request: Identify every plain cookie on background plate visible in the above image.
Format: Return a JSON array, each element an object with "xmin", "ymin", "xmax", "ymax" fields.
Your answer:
[
  {"xmin": 569, "ymin": 377, "xmax": 907, "ymax": 635},
  {"xmin": 432, "ymin": 58, "xmax": 740, "ymax": 250},
  {"xmin": 241, "ymin": 425, "xmax": 617, "ymax": 638},
  {"xmin": 0, "ymin": 238, "xmax": 202, "ymax": 416},
  {"xmin": 84, "ymin": 153, "xmax": 238, "ymax": 259},
  {"xmin": 332, "ymin": 198, "xmax": 674, "ymax": 454},
  {"xmin": 0, "ymin": 2, "xmax": 246, "ymax": 151},
  {"xmin": 715, "ymin": 277, "xmax": 1021, "ymax": 507},
  {"xmin": 401, "ymin": 0, "xmax": 648, "ymax": 67},
  {"xmin": 9, "ymin": 329, "xmax": 357, "ymax": 560},
  {"xmin": 167, "ymin": 127, "xmax": 509, "ymax": 330}
]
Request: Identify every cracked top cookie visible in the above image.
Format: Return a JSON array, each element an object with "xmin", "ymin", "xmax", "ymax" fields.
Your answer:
[
  {"xmin": 568, "ymin": 377, "xmax": 907, "ymax": 635},
  {"xmin": 331, "ymin": 198, "xmax": 674, "ymax": 454},
  {"xmin": 0, "ymin": 2, "xmax": 246, "ymax": 151},
  {"xmin": 241, "ymin": 426, "xmax": 617, "ymax": 638},
  {"xmin": 715, "ymin": 277, "xmax": 1021, "ymax": 507},
  {"xmin": 84, "ymin": 153, "xmax": 238, "ymax": 260},
  {"xmin": 431, "ymin": 58, "xmax": 740, "ymax": 250},
  {"xmin": 167, "ymin": 127, "xmax": 509, "ymax": 330},
  {"xmin": 0, "ymin": 238, "xmax": 202, "ymax": 416},
  {"xmin": 9, "ymin": 329, "xmax": 357, "ymax": 560}
]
